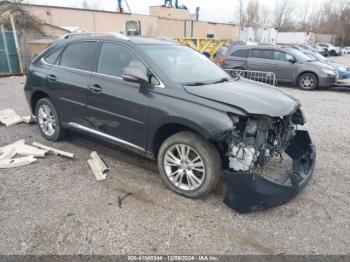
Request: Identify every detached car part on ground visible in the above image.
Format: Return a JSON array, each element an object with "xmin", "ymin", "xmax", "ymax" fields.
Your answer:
[{"xmin": 24, "ymin": 34, "xmax": 316, "ymax": 213}]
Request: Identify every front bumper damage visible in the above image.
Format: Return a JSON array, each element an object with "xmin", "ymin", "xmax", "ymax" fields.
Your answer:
[{"xmin": 223, "ymin": 130, "xmax": 316, "ymax": 213}]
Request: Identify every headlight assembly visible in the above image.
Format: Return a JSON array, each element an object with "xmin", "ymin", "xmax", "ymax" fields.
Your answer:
[{"xmin": 322, "ymin": 68, "xmax": 336, "ymax": 76}]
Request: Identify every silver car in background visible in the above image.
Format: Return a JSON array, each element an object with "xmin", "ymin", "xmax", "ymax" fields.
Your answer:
[{"xmin": 222, "ymin": 45, "xmax": 337, "ymax": 90}]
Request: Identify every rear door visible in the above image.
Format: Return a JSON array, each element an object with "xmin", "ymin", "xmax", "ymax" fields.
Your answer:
[
  {"xmin": 87, "ymin": 42, "xmax": 151, "ymax": 152},
  {"xmin": 46, "ymin": 41, "xmax": 99, "ymax": 126},
  {"xmin": 224, "ymin": 48, "xmax": 249, "ymax": 69},
  {"xmin": 247, "ymin": 49, "xmax": 275, "ymax": 73}
]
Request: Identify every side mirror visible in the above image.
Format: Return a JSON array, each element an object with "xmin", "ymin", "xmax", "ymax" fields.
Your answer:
[
  {"xmin": 122, "ymin": 67, "xmax": 149, "ymax": 91},
  {"xmin": 288, "ymin": 57, "xmax": 297, "ymax": 63}
]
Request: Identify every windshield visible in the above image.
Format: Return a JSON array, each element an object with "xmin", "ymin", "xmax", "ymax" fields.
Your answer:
[
  {"xmin": 289, "ymin": 49, "xmax": 315, "ymax": 62},
  {"xmin": 309, "ymin": 52, "xmax": 328, "ymax": 62},
  {"xmin": 140, "ymin": 44, "xmax": 230, "ymax": 85}
]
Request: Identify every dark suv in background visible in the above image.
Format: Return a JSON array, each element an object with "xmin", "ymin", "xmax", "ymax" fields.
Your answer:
[
  {"xmin": 24, "ymin": 34, "xmax": 315, "ymax": 212},
  {"xmin": 223, "ymin": 45, "xmax": 337, "ymax": 90}
]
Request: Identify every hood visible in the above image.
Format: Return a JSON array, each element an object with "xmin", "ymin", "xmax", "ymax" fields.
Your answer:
[
  {"xmin": 328, "ymin": 62, "xmax": 348, "ymax": 71},
  {"xmin": 309, "ymin": 61, "xmax": 335, "ymax": 69},
  {"xmin": 184, "ymin": 79, "xmax": 298, "ymax": 117}
]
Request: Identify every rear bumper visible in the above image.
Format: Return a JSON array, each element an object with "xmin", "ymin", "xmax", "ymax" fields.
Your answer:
[
  {"xmin": 318, "ymin": 75, "xmax": 337, "ymax": 87},
  {"xmin": 223, "ymin": 130, "xmax": 316, "ymax": 213}
]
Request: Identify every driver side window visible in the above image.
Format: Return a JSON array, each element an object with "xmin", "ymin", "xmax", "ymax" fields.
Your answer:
[
  {"xmin": 273, "ymin": 51, "xmax": 294, "ymax": 62},
  {"xmin": 97, "ymin": 43, "xmax": 147, "ymax": 78}
]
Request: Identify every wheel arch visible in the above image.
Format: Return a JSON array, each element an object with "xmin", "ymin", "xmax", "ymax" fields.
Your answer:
[
  {"xmin": 297, "ymin": 71, "xmax": 319, "ymax": 85},
  {"xmin": 151, "ymin": 120, "xmax": 219, "ymax": 158},
  {"xmin": 30, "ymin": 90, "xmax": 50, "ymax": 114}
]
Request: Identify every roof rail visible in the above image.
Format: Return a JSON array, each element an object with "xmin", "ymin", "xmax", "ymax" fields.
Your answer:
[{"xmin": 60, "ymin": 32, "xmax": 129, "ymax": 40}]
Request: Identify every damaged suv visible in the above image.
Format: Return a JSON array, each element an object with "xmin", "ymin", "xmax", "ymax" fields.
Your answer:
[{"xmin": 25, "ymin": 34, "xmax": 316, "ymax": 213}]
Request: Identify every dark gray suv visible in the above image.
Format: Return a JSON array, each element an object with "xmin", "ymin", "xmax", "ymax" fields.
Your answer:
[
  {"xmin": 24, "ymin": 34, "xmax": 316, "ymax": 213},
  {"xmin": 223, "ymin": 45, "xmax": 337, "ymax": 90}
]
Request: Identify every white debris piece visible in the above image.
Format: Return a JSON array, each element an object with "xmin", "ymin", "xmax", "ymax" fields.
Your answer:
[
  {"xmin": 0, "ymin": 156, "xmax": 37, "ymax": 169},
  {"xmin": 32, "ymin": 142, "xmax": 75, "ymax": 158},
  {"xmin": 22, "ymin": 115, "xmax": 35, "ymax": 124},
  {"xmin": 12, "ymin": 140, "xmax": 48, "ymax": 158},
  {"xmin": 87, "ymin": 151, "xmax": 110, "ymax": 181},
  {"xmin": 0, "ymin": 145, "xmax": 16, "ymax": 160},
  {"xmin": 0, "ymin": 109, "xmax": 23, "ymax": 127}
]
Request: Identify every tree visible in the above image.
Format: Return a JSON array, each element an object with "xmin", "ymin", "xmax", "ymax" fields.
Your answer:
[
  {"xmin": 272, "ymin": 0, "xmax": 296, "ymax": 31},
  {"xmin": 0, "ymin": 0, "xmax": 45, "ymax": 35}
]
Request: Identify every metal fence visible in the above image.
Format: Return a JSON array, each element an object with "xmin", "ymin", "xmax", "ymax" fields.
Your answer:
[
  {"xmin": 0, "ymin": 25, "xmax": 20, "ymax": 74},
  {"xmin": 225, "ymin": 69, "xmax": 276, "ymax": 86}
]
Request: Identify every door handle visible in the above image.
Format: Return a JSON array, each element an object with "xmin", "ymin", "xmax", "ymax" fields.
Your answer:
[
  {"xmin": 89, "ymin": 84, "xmax": 103, "ymax": 93},
  {"xmin": 47, "ymin": 74, "xmax": 56, "ymax": 82}
]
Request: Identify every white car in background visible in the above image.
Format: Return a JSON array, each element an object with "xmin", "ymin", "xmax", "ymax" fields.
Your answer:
[{"xmin": 316, "ymin": 43, "xmax": 342, "ymax": 56}]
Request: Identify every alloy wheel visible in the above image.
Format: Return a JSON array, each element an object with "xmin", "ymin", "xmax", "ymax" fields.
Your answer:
[
  {"xmin": 301, "ymin": 75, "xmax": 315, "ymax": 89},
  {"xmin": 163, "ymin": 144, "xmax": 206, "ymax": 191},
  {"xmin": 37, "ymin": 104, "xmax": 56, "ymax": 137}
]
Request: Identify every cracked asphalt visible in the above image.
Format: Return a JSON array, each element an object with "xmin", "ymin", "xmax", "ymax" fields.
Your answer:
[{"xmin": 0, "ymin": 56, "xmax": 349, "ymax": 255}]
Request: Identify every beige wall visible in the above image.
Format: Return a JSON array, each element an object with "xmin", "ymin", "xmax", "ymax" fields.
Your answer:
[{"xmin": 22, "ymin": 4, "xmax": 239, "ymax": 40}]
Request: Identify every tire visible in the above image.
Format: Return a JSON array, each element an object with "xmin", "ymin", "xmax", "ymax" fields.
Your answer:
[
  {"xmin": 157, "ymin": 131, "xmax": 221, "ymax": 198},
  {"xmin": 297, "ymin": 73, "xmax": 318, "ymax": 91},
  {"xmin": 330, "ymin": 50, "xmax": 337, "ymax": 56},
  {"xmin": 323, "ymin": 49, "xmax": 329, "ymax": 57},
  {"xmin": 35, "ymin": 98, "xmax": 65, "ymax": 141}
]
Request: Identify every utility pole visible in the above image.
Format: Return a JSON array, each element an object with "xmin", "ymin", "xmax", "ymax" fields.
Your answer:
[{"xmin": 10, "ymin": 14, "xmax": 23, "ymax": 74}]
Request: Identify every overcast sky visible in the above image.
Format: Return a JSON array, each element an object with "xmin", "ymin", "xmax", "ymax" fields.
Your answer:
[{"xmin": 26, "ymin": 0, "xmax": 327, "ymax": 23}]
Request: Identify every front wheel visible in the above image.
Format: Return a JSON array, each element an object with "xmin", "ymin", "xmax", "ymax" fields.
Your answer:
[
  {"xmin": 157, "ymin": 131, "xmax": 221, "ymax": 198},
  {"xmin": 297, "ymin": 73, "xmax": 318, "ymax": 91}
]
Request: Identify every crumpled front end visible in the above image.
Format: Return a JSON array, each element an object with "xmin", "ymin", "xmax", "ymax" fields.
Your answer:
[{"xmin": 215, "ymin": 108, "xmax": 316, "ymax": 213}]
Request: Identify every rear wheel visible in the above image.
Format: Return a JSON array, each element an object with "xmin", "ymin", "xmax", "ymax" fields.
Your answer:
[
  {"xmin": 157, "ymin": 131, "xmax": 221, "ymax": 198},
  {"xmin": 298, "ymin": 73, "xmax": 318, "ymax": 91},
  {"xmin": 35, "ymin": 98, "xmax": 65, "ymax": 141}
]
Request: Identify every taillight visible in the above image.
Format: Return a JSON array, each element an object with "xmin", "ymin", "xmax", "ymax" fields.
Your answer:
[{"xmin": 217, "ymin": 57, "xmax": 225, "ymax": 65}]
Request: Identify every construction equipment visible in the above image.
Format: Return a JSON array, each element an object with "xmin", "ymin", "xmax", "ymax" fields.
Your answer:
[{"xmin": 175, "ymin": 38, "xmax": 228, "ymax": 60}]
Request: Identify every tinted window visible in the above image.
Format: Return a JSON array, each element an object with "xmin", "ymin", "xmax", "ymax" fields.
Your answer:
[
  {"xmin": 230, "ymin": 49, "xmax": 249, "ymax": 58},
  {"xmin": 97, "ymin": 43, "xmax": 146, "ymax": 78},
  {"xmin": 60, "ymin": 41, "xmax": 98, "ymax": 71},
  {"xmin": 44, "ymin": 48, "xmax": 62, "ymax": 64},
  {"xmin": 250, "ymin": 49, "xmax": 274, "ymax": 59}
]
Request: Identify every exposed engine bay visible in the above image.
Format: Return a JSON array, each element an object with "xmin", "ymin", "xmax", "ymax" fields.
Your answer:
[
  {"xmin": 215, "ymin": 108, "xmax": 316, "ymax": 213},
  {"xmin": 226, "ymin": 110, "xmax": 303, "ymax": 172}
]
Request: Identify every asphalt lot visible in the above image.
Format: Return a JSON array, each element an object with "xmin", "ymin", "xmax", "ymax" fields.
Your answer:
[{"xmin": 0, "ymin": 56, "xmax": 350, "ymax": 255}]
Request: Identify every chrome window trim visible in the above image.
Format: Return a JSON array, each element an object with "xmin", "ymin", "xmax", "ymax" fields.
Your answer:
[
  {"xmin": 67, "ymin": 122, "xmax": 145, "ymax": 152},
  {"xmin": 41, "ymin": 41, "xmax": 165, "ymax": 88}
]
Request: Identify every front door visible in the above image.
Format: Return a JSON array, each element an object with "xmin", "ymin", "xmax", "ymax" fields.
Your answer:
[
  {"xmin": 271, "ymin": 51, "xmax": 297, "ymax": 82},
  {"xmin": 87, "ymin": 42, "xmax": 150, "ymax": 152}
]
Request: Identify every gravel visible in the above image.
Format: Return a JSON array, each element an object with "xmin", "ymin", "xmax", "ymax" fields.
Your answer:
[{"xmin": 0, "ymin": 56, "xmax": 349, "ymax": 255}]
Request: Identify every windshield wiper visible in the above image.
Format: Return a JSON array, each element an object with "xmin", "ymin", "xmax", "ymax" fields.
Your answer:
[
  {"xmin": 212, "ymin": 77, "xmax": 229, "ymax": 84},
  {"xmin": 184, "ymin": 78, "xmax": 229, "ymax": 86},
  {"xmin": 184, "ymin": 82, "xmax": 208, "ymax": 86}
]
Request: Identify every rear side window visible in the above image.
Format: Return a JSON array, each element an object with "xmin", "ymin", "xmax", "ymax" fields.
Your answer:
[
  {"xmin": 97, "ymin": 42, "xmax": 146, "ymax": 78},
  {"xmin": 60, "ymin": 41, "xmax": 98, "ymax": 71},
  {"xmin": 43, "ymin": 48, "xmax": 62, "ymax": 64},
  {"xmin": 250, "ymin": 49, "xmax": 274, "ymax": 59},
  {"xmin": 230, "ymin": 49, "xmax": 249, "ymax": 58}
]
